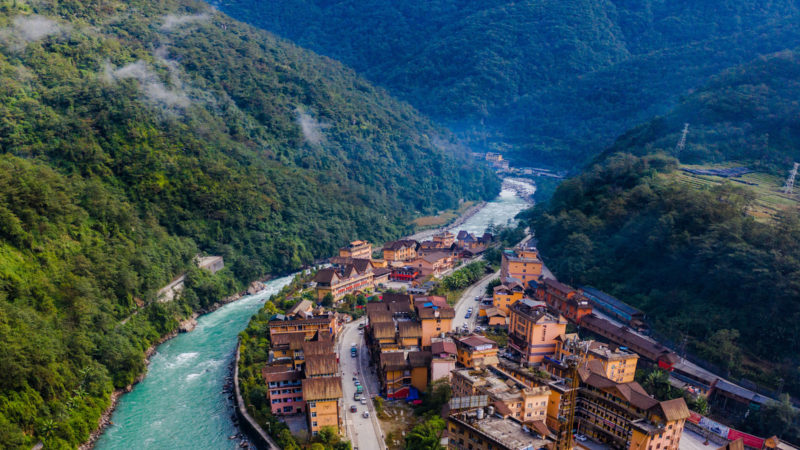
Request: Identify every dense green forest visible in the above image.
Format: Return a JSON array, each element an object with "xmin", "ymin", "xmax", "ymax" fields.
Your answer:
[
  {"xmin": 531, "ymin": 53, "xmax": 800, "ymax": 411},
  {"xmin": 216, "ymin": 0, "xmax": 800, "ymax": 166},
  {"xmin": 0, "ymin": 1, "xmax": 498, "ymax": 447}
]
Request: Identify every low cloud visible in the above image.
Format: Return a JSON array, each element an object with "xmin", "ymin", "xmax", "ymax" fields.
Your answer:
[
  {"xmin": 297, "ymin": 112, "xmax": 330, "ymax": 145},
  {"xmin": 1, "ymin": 15, "xmax": 68, "ymax": 50},
  {"xmin": 104, "ymin": 60, "xmax": 190, "ymax": 108},
  {"xmin": 160, "ymin": 13, "xmax": 210, "ymax": 31}
]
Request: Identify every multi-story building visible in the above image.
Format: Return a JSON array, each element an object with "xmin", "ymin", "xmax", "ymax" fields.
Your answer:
[
  {"xmin": 430, "ymin": 338, "xmax": 457, "ymax": 382},
  {"xmin": 382, "ymin": 239, "xmax": 419, "ymax": 264},
  {"xmin": 313, "ymin": 264, "xmax": 374, "ymax": 302},
  {"xmin": 451, "ymin": 366, "xmax": 552, "ymax": 429},
  {"xmin": 508, "ymin": 299, "xmax": 567, "ymax": 364},
  {"xmin": 454, "ymin": 334, "xmax": 499, "ymax": 369},
  {"xmin": 577, "ymin": 365, "xmax": 690, "ymax": 449},
  {"xmin": 550, "ymin": 335, "xmax": 639, "ymax": 383},
  {"xmin": 263, "ymin": 366, "xmax": 305, "ymax": 415},
  {"xmin": 446, "ymin": 409, "xmax": 552, "ymax": 450},
  {"xmin": 416, "ymin": 302, "xmax": 455, "ymax": 348},
  {"xmin": 267, "ymin": 311, "xmax": 338, "ymax": 341},
  {"xmin": 338, "ymin": 240, "xmax": 372, "ymax": 259},
  {"xmin": 433, "ymin": 231, "xmax": 455, "ymax": 248},
  {"xmin": 269, "ymin": 332, "xmax": 306, "ymax": 368},
  {"xmin": 492, "ymin": 280, "xmax": 525, "ymax": 315},
  {"xmin": 532, "ymin": 278, "xmax": 593, "ymax": 323},
  {"xmin": 302, "ymin": 377, "xmax": 343, "ymax": 436},
  {"xmin": 389, "ymin": 266, "xmax": 420, "ymax": 281},
  {"xmin": 304, "ymin": 354, "xmax": 339, "ymax": 378},
  {"xmin": 410, "ymin": 252, "xmax": 455, "ymax": 277},
  {"xmin": 500, "ymin": 241, "xmax": 543, "ymax": 285}
]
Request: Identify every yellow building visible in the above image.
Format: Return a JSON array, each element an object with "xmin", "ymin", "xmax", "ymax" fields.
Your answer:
[
  {"xmin": 508, "ymin": 299, "xmax": 566, "ymax": 364},
  {"xmin": 382, "ymin": 240, "xmax": 419, "ymax": 264},
  {"xmin": 578, "ymin": 366, "xmax": 690, "ymax": 449},
  {"xmin": 500, "ymin": 242, "xmax": 543, "ymax": 285},
  {"xmin": 455, "ymin": 334, "xmax": 499, "ymax": 368},
  {"xmin": 417, "ymin": 304, "xmax": 455, "ymax": 348},
  {"xmin": 267, "ymin": 313, "xmax": 338, "ymax": 340},
  {"xmin": 302, "ymin": 377, "xmax": 343, "ymax": 436},
  {"xmin": 492, "ymin": 282, "xmax": 525, "ymax": 315},
  {"xmin": 446, "ymin": 410, "xmax": 552, "ymax": 450},
  {"xmin": 552, "ymin": 335, "xmax": 639, "ymax": 383},
  {"xmin": 433, "ymin": 231, "xmax": 455, "ymax": 247},
  {"xmin": 269, "ymin": 332, "xmax": 306, "ymax": 368},
  {"xmin": 409, "ymin": 351, "xmax": 432, "ymax": 393},
  {"xmin": 313, "ymin": 265, "xmax": 374, "ymax": 301},
  {"xmin": 339, "ymin": 240, "xmax": 372, "ymax": 259}
]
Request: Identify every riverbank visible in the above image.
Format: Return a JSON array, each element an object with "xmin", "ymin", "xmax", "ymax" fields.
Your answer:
[{"xmin": 82, "ymin": 277, "xmax": 276, "ymax": 449}]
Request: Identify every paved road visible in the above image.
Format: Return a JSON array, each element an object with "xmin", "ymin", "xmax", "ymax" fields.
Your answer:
[
  {"xmin": 452, "ymin": 270, "xmax": 500, "ymax": 331},
  {"xmin": 337, "ymin": 317, "xmax": 385, "ymax": 450}
]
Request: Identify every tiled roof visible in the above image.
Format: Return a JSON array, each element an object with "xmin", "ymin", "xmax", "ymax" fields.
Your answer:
[
  {"xmin": 271, "ymin": 332, "xmax": 305, "ymax": 350},
  {"xmin": 388, "ymin": 301, "xmax": 413, "ymax": 315},
  {"xmin": 408, "ymin": 351, "xmax": 432, "ymax": 368},
  {"xmin": 304, "ymin": 354, "xmax": 339, "ymax": 377},
  {"xmin": 372, "ymin": 322, "xmax": 396, "ymax": 339},
  {"xmin": 431, "ymin": 340, "xmax": 457, "ymax": 356},
  {"xmin": 457, "ymin": 334, "xmax": 497, "ymax": 350},
  {"xmin": 659, "ymin": 398, "xmax": 691, "ymax": 422},
  {"xmin": 262, "ymin": 366, "xmax": 302, "ymax": 383},
  {"xmin": 398, "ymin": 321, "xmax": 422, "ymax": 338},
  {"xmin": 303, "ymin": 340, "xmax": 334, "ymax": 356},
  {"xmin": 313, "ymin": 268, "xmax": 338, "ymax": 284},
  {"xmin": 380, "ymin": 352, "xmax": 407, "ymax": 372},
  {"xmin": 383, "ymin": 240, "xmax": 419, "ymax": 251},
  {"xmin": 383, "ymin": 292, "xmax": 413, "ymax": 304},
  {"xmin": 368, "ymin": 309, "xmax": 393, "ymax": 324},
  {"xmin": 417, "ymin": 305, "xmax": 455, "ymax": 319},
  {"xmin": 302, "ymin": 377, "xmax": 343, "ymax": 401},
  {"xmin": 286, "ymin": 299, "xmax": 313, "ymax": 317}
]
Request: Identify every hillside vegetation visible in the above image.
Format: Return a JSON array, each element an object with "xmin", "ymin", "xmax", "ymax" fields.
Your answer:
[
  {"xmin": 0, "ymin": 1, "xmax": 498, "ymax": 447},
  {"xmin": 532, "ymin": 53, "xmax": 800, "ymax": 414},
  {"xmin": 216, "ymin": 0, "xmax": 800, "ymax": 166}
]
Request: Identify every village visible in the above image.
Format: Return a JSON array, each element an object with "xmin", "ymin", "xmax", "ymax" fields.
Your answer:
[{"xmin": 254, "ymin": 228, "xmax": 795, "ymax": 450}]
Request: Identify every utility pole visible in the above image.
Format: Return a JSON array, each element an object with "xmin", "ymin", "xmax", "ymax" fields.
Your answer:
[
  {"xmin": 675, "ymin": 123, "xmax": 689, "ymax": 155},
  {"xmin": 783, "ymin": 162, "xmax": 799, "ymax": 195}
]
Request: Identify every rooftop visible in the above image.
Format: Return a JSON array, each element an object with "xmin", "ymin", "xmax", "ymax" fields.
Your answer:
[
  {"xmin": 304, "ymin": 354, "xmax": 339, "ymax": 377},
  {"xmin": 302, "ymin": 376, "xmax": 343, "ymax": 401},
  {"xmin": 450, "ymin": 411, "xmax": 551, "ymax": 450}
]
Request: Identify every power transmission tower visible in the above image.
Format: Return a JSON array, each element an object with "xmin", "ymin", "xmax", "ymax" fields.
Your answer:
[
  {"xmin": 783, "ymin": 162, "xmax": 799, "ymax": 195},
  {"xmin": 675, "ymin": 123, "xmax": 689, "ymax": 154}
]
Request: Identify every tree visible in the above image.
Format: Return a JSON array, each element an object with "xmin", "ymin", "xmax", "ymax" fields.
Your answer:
[
  {"xmin": 321, "ymin": 292, "xmax": 334, "ymax": 307},
  {"xmin": 698, "ymin": 329, "xmax": 741, "ymax": 375},
  {"xmin": 405, "ymin": 416, "xmax": 446, "ymax": 450}
]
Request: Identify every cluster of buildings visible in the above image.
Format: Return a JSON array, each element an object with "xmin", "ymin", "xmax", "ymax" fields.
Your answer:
[
  {"xmin": 260, "ymin": 300, "xmax": 344, "ymax": 436},
  {"xmin": 313, "ymin": 234, "xmax": 493, "ymax": 303},
  {"xmin": 365, "ymin": 293, "xmax": 457, "ymax": 399},
  {"xmin": 445, "ymin": 339, "xmax": 690, "ymax": 450}
]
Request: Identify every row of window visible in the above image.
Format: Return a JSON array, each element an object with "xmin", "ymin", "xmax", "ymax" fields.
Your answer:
[{"xmin": 271, "ymin": 397, "xmax": 303, "ymax": 404}]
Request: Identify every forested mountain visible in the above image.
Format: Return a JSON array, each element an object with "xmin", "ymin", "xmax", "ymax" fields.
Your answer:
[
  {"xmin": 531, "ymin": 52, "xmax": 800, "ymax": 428},
  {"xmin": 216, "ymin": 0, "xmax": 800, "ymax": 166},
  {"xmin": 0, "ymin": 1, "xmax": 498, "ymax": 447}
]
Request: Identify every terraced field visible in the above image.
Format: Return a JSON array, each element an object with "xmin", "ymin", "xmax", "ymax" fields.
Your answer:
[{"xmin": 665, "ymin": 164, "xmax": 800, "ymax": 220}]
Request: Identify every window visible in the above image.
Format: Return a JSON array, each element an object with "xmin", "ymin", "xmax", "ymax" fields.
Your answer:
[
  {"xmin": 312, "ymin": 421, "xmax": 317, "ymax": 427},
  {"xmin": 308, "ymin": 401, "xmax": 316, "ymax": 407},
  {"xmin": 311, "ymin": 412, "xmax": 317, "ymax": 417}
]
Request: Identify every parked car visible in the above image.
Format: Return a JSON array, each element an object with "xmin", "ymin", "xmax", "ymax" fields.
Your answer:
[
  {"xmin": 362, "ymin": 411, "xmax": 369, "ymax": 418},
  {"xmin": 350, "ymin": 405, "xmax": 357, "ymax": 413},
  {"xmin": 354, "ymin": 380, "xmax": 361, "ymax": 386},
  {"xmin": 475, "ymin": 326, "xmax": 484, "ymax": 332},
  {"xmin": 575, "ymin": 434, "xmax": 587, "ymax": 442},
  {"xmin": 360, "ymin": 397, "xmax": 367, "ymax": 405}
]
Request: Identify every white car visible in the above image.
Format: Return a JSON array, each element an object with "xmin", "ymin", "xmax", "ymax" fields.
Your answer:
[
  {"xmin": 575, "ymin": 434, "xmax": 587, "ymax": 442},
  {"xmin": 362, "ymin": 411, "xmax": 370, "ymax": 418},
  {"xmin": 360, "ymin": 397, "xmax": 367, "ymax": 405}
]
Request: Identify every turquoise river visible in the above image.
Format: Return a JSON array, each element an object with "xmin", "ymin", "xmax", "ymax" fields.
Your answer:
[{"xmin": 95, "ymin": 178, "xmax": 534, "ymax": 449}]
